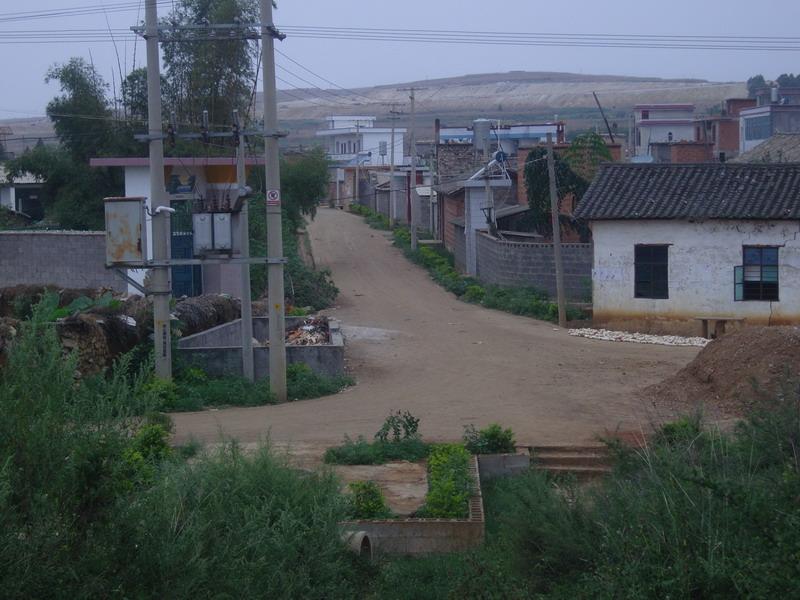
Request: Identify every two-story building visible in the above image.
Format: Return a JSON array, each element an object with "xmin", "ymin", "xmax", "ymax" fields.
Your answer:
[
  {"xmin": 315, "ymin": 116, "xmax": 405, "ymax": 167},
  {"xmin": 633, "ymin": 104, "xmax": 695, "ymax": 159},
  {"xmin": 694, "ymin": 97, "xmax": 756, "ymax": 162},
  {"xmin": 739, "ymin": 87, "xmax": 800, "ymax": 154}
]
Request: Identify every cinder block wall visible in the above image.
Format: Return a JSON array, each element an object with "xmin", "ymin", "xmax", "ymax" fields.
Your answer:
[
  {"xmin": 0, "ymin": 231, "xmax": 125, "ymax": 291},
  {"xmin": 475, "ymin": 232, "xmax": 591, "ymax": 301}
]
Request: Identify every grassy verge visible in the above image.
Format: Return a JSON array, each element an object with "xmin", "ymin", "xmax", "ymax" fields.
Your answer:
[
  {"xmin": 347, "ymin": 205, "xmax": 585, "ymax": 324},
  {"xmin": 144, "ymin": 362, "xmax": 354, "ymax": 412}
]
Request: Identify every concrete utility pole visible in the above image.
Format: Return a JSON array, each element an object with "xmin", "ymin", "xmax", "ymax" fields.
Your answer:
[
  {"xmin": 546, "ymin": 133, "xmax": 567, "ymax": 328},
  {"xmin": 388, "ymin": 106, "xmax": 400, "ymax": 227},
  {"xmin": 235, "ymin": 110, "xmax": 255, "ymax": 382},
  {"xmin": 145, "ymin": 0, "xmax": 172, "ymax": 379},
  {"xmin": 398, "ymin": 87, "xmax": 425, "ymax": 250},
  {"xmin": 261, "ymin": 0, "xmax": 287, "ymax": 401},
  {"xmin": 354, "ymin": 121, "xmax": 360, "ymax": 208}
]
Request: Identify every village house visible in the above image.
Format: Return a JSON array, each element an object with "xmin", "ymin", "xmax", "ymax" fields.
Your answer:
[
  {"xmin": 739, "ymin": 86, "xmax": 800, "ymax": 154},
  {"xmin": 694, "ymin": 97, "xmax": 756, "ymax": 162},
  {"xmin": 632, "ymin": 103, "xmax": 695, "ymax": 160},
  {"xmin": 0, "ymin": 166, "xmax": 44, "ymax": 220},
  {"xmin": 575, "ymin": 163, "xmax": 800, "ymax": 336}
]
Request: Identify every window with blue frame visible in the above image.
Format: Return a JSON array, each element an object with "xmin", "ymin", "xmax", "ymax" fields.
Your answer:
[{"xmin": 734, "ymin": 246, "xmax": 779, "ymax": 301}]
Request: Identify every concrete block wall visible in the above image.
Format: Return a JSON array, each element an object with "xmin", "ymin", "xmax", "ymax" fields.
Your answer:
[
  {"xmin": 475, "ymin": 232, "xmax": 592, "ymax": 301},
  {"xmin": 0, "ymin": 231, "xmax": 125, "ymax": 291}
]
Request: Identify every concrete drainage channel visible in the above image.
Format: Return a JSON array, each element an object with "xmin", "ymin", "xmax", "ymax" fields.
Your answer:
[
  {"xmin": 340, "ymin": 447, "xmax": 614, "ymax": 558},
  {"xmin": 177, "ymin": 316, "xmax": 345, "ymax": 378},
  {"xmin": 340, "ymin": 456, "xmax": 485, "ymax": 556}
]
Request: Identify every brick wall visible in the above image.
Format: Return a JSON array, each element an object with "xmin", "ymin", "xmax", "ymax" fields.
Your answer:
[
  {"xmin": 0, "ymin": 231, "xmax": 125, "ymax": 291},
  {"xmin": 670, "ymin": 142, "xmax": 714, "ymax": 163},
  {"xmin": 475, "ymin": 232, "xmax": 591, "ymax": 300},
  {"xmin": 442, "ymin": 192, "xmax": 464, "ymax": 252},
  {"xmin": 716, "ymin": 120, "xmax": 740, "ymax": 156}
]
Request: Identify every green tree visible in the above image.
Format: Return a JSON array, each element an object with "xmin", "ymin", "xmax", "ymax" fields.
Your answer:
[
  {"xmin": 5, "ymin": 58, "xmax": 131, "ymax": 228},
  {"xmin": 747, "ymin": 74, "xmax": 767, "ymax": 98},
  {"xmin": 280, "ymin": 147, "xmax": 330, "ymax": 225},
  {"xmin": 46, "ymin": 58, "xmax": 114, "ymax": 162},
  {"xmin": 523, "ymin": 133, "xmax": 609, "ymax": 240},
  {"xmin": 161, "ymin": 0, "xmax": 259, "ymax": 126}
]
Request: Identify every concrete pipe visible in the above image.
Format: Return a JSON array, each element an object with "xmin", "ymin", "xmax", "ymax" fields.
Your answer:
[{"xmin": 342, "ymin": 531, "xmax": 374, "ymax": 561}]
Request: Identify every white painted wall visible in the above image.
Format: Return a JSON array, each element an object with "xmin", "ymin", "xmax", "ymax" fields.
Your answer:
[
  {"xmin": 592, "ymin": 219, "xmax": 800, "ymax": 330},
  {"xmin": 636, "ymin": 123, "xmax": 696, "ymax": 156},
  {"xmin": 0, "ymin": 187, "xmax": 14, "ymax": 210}
]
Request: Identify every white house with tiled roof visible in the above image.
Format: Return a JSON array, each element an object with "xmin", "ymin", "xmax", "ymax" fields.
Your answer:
[{"xmin": 575, "ymin": 163, "xmax": 800, "ymax": 336}]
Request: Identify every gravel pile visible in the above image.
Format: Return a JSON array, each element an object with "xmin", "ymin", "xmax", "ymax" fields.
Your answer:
[{"xmin": 569, "ymin": 327, "xmax": 709, "ymax": 347}]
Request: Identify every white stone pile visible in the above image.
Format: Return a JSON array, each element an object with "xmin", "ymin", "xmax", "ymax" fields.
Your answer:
[{"xmin": 568, "ymin": 328, "xmax": 709, "ymax": 347}]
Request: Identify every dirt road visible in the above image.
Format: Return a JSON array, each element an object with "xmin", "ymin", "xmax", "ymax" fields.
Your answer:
[{"xmin": 173, "ymin": 208, "xmax": 697, "ymax": 446}]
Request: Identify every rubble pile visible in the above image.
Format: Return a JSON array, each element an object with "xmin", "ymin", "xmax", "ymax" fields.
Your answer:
[
  {"xmin": 286, "ymin": 317, "xmax": 330, "ymax": 346},
  {"xmin": 646, "ymin": 326, "xmax": 800, "ymax": 417},
  {"xmin": 569, "ymin": 328, "xmax": 709, "ymax": 348}
]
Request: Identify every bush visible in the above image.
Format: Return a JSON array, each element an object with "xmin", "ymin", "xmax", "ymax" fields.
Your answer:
[
  {"xmin": 375, "ymin": 410, "xmax": 420, "ymax": 443},
  {"xmin": 347, "ymin": 480, "xmax": 392, "ymax": 519},
  {"xmin": 463, "ymin": 423, "xmax": 516, "ymax": 454},
  {"xmin": 419, "ymin": 443, "xmax": 472, "ymax": 519}
]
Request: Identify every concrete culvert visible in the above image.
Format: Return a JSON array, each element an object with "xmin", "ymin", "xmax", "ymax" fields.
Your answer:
[{"xmin": 342, "ymin": 531, "xmax": 373, "ymax": 561}]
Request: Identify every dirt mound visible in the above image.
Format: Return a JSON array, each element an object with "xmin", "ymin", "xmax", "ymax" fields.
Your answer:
[{"xmin": 645, "ymin": 326, "xmax": 800, "ymax": 416}]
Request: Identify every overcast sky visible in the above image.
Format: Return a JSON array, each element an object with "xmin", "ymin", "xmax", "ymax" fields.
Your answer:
[{"xmin": 2, "ymin": 0, "xmax": 799, "ymax": 119}]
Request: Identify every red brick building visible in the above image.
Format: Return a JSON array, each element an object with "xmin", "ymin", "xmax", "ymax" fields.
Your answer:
[{"xmin": 694, "ymin": 98, "xmax": 756, "ymax": 161}]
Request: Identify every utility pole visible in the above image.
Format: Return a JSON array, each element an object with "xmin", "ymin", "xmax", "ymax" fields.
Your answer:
[
  {"xmin": 145, "ymin": 0, "xmax": 171, "ymax": 379},
  {"xmin": 354, "ymin": 121, "xmax": 360, "ymax": 208},
  {"xmin": 398, "ymin": 87, "xmax": 425, "ymax": 250},
  {"xmin": 388, "ymin": 105, "xmax": 400, "ymax": 227},
  {"xmin": 592, "ymin": 91, "xmax": 615, "ymax": 143},
  {"xmin": 235, "ymin": 110, "xmax": 255, "ymax": 382},
  {"xmin": 546, "ymin": 133, "xmax": 567, "ymax": 328},
  {"xmin": 261, "ymin": 0, "xmax": 287, "ymax": 402}
]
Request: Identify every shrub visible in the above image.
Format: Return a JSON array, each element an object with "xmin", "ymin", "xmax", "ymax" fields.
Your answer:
[
  {"xmin": 419, "ymin": 443, "xmax": 472, "ymax": 519},
  {"xmin": 463, "ymin": 423, "xmax": 516, "ymax": 454},
  {"xmin": 462, "ymin": 284, "xmax": 486, "ymax": 303},
  {"xmin": 375, "ymin": 410, "xmax": 420, "ymax": 443},
  {"xmin": 347, "ymin": 480, "xmax": 392, "ymax": 519}
]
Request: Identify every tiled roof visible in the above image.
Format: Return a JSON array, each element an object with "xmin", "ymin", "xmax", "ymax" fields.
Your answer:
[
  {"xmin": 732, "ymin": 133, "xmax": 800, "ymax": 164},
  {"xmin": 574, "ymin": 163, "xmax": 800, "ymax": 221}
]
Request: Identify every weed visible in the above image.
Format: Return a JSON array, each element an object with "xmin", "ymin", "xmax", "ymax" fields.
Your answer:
[
  {"xmin": 323, "ymin": 435, "xmax": 430, "ymax": 465},
  {"xmin": 375, "ymin": 410, "xmax": 420, "ymax": 443},
  {"xmin": 463, "ymin": 423, "xmax": 516, "ymax": 454},
  {"xmin": 286, "ymin": 362, "xmax": 354, "ymax": 401},
  {"xmin": 347, "ymin": 480, "xmax": 392, "ymax": 519}
]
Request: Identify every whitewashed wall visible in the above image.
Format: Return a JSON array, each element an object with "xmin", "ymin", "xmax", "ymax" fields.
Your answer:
[{"xmin": 592, "ymin": 219, "xmax": 800, "ymax": 333}]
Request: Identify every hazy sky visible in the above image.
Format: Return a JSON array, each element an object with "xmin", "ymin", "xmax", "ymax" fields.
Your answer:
[{"xmin": 2, "ymin": 0, "xmax": 799, "ymax": 118}]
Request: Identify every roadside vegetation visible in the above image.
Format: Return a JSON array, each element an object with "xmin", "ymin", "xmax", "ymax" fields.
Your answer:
[
  {"xmin": 347, "ymin": 203, "xmax": 584, "ymax": 323},
  {"xmin": 324, "ymin": 410, "xmax": 430, "ymax": 465},
  {"xmin": 3, "ymin": 304, "xmax": 799, "ymax": 596}
]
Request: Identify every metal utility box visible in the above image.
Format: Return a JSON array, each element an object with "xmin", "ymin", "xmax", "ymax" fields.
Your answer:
[
  {"xmin": 104, "ymin": 196, "xmax": 147, "ymax": 265},
  {"xmin": 192, "ymin": 213, "xmax": 213, "ymax": 254},
  {"xmin": 213, "ymin": 213, "xmax": 232, "ymax": 251}
]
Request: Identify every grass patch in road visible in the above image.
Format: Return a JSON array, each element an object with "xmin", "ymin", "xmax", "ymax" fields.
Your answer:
[{"xmin": 324, "ymin": 436, "xmax": 431, "ymax": 465}]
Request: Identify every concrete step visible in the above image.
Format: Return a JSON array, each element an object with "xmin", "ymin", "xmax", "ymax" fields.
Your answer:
[
  {"xmin": 533, "ymin": 452, "xmax": 610, "ymax": 468},
  {"xmin": 536, "ymin": 464, "xmax": 612, "ymax": 479}
]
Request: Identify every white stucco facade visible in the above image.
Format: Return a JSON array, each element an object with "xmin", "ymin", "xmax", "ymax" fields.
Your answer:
[
  {"xmin": 0, "ymin": 187, "xmax": 14, "ymax": 210},
  {"xmin": 316, "ymin": 115, "xmax": 405, "ymax": 166},
  {"xmin": 591, "ymin": 219, "xmax": 800, "ymax": 334},
  {"xmin": 633, "ymin": 104, "xmax": 695, "ymax": 158}
]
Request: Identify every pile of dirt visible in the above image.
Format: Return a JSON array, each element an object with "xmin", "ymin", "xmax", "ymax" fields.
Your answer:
[{"xmin": 645, "ymin": 326, "xmax": 800, "ymax": 417}]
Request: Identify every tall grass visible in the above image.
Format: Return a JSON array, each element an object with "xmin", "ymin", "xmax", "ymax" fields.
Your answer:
[{"xmin": 0, "ymin": 303, "xmax": 365, "ymax": 598}]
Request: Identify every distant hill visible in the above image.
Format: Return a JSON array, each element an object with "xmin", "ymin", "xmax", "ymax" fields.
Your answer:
[{"xmin": 1, "ymin": 71, "xmax": 746, "ymax": 155}]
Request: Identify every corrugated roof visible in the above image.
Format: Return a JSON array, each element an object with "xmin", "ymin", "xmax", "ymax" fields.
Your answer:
[
  {"xmin": 574, "ymin": 163, "xmax": 800, "ymax": 221},
  {"xmin": 732, "ymin": 133, "xmax": 800, "ymax": 164}
]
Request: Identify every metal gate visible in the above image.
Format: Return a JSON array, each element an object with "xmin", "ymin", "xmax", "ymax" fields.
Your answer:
[{"xmin": 170, "ymin": 198, "xmax": 202, "ymax": 297}]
